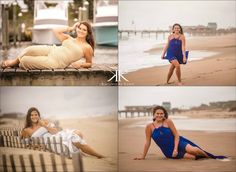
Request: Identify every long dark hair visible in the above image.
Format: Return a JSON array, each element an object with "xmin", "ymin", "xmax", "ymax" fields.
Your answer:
[
  {"xmin": 24, "ymin": 107, "xmax": 41, "ymax": 129},
  {"xmin": 78, "ymin": 21, "xmax": 95, "ymax": 52},
  {"xmin": 152, "ymin": 106, "xmax": 168, "ymax": 121},
  {"xmin": 172, "ymin": 23, "xmax": 183, "ymax": 34}
]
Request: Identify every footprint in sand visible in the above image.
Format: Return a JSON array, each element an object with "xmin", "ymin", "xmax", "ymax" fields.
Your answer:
[
  {"xmin": 119, "ymin": 152, "xmax": 127, "ymax": 154},
  {"xmin": 103, "ymin": 157, "xmax": 116, "ymax": 165}
]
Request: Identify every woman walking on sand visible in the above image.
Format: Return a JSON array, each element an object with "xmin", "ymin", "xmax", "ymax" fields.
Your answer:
[
  {"xmin": 21, "ymin": 107, "xmax": 105, "ymax": 159},
  {"xmin": 134, "ymin": 106, "xmax": 227, "ymax": 160},
  {"xmin": 161, "ymin": 23, "xmax": 188, "ymax": 86},
  {"xmin": 1, "ymin": 21, "xmax": 94, "ymax": 70}
]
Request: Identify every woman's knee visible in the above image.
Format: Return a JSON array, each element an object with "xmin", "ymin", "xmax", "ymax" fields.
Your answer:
[
  {"xmin": 186, "ymin": 145, "xmax": 201, "ymax": 155},
  {"xmin": 175, "ymin": 64, "xmax": 180, "ymax": 68},
  {"xmin": 74, "ymin": 130, "xmax": 83, "ymax": 138},
  {"xmin": 184, "ymin": 153, "xmax": 196, "ymax": 160}
]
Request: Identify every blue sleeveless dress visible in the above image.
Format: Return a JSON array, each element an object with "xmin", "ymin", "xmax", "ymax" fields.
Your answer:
[
  {"xmin": 165, "ymin": 37, "xmax": 189, "ymax": 64},
  {"xmin": 151, "ymin": 125, "xmax": 226, "ymax": 159}
]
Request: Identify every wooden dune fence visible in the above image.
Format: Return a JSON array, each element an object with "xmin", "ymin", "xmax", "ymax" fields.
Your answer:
[{"xmin": 0, "ymin": 128, "xmax": 83, "ymax": 172}]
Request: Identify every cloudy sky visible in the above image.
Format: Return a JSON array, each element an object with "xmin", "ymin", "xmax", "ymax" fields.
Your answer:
[
  {"xmin": 119, "ymin": 87, "xmax": 236, "ymax": 109},
  {"xmin": 119, "ymin": 0, "xmax": 236, "ymax": 30},
  {"xmin": 0, "ymin": 87, "xmax": 117, "ymax": 118}
]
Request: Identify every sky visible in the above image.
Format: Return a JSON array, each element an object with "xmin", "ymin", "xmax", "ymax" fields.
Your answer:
[
  {"xmin": 0, "ymin": 87, "xmax": 117, "ymax": 118},
  {"xmin": 119, "ymin": 0, "xmax": 236, "ymax": 30},
  {"xmin": 119, "ymin": 87, "xmax": 236, "ymax": 109}
]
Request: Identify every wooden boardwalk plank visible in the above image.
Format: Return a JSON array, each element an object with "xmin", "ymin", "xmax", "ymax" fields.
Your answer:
[{"xmin": 0, "ymin": 64, "xmax": 117, "ymax": 86}]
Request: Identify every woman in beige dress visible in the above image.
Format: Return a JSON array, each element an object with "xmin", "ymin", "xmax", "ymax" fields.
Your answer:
[{"xmin": 1, "ymin": 21, "xmax": 94, "ymax": 69}]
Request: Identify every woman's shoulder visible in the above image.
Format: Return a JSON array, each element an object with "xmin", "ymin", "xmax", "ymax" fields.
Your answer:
[
  {"xmin": 84, "ymin": 43, "xmax": 93, "ymax": 51},
  {"xmin": 165, "ymin": 118, "xmax": 175, "ymax": 127},
  {"xmin": 168, "ymin": 34, "xmax": 174, "ymax": 39},
  {"xmin": 165, "ymin": 118, "xmax": 173, "ymax": 122},
  {"xmin": 180, "ymin": 34, "xmax": 185, "ymax": 39},
  {"xmin": 83, "ymin": 43, "xmax": 93, "ymax": 56},
  {"xmin": 146, "ymin": 122, "xmax": 154, "ymax": 128}
]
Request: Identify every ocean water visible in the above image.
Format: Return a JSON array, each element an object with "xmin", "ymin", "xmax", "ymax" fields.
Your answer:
[
  {"xmin": 127, "ymin": 117, "xmax": 236, "ymax": 132},
  {"xmin": 119, "ymin": 34, "xmax": 219, "ymax": 74}
]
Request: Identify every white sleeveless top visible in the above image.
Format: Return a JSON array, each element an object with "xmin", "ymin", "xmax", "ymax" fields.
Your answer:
[{"xmin": 31, "ymin": 123, "xmax": 86, "ymax": 155}]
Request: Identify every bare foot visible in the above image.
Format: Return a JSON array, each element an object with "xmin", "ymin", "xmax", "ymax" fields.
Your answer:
[
  {"xmin": 177, "ymin": 82, "xmax": 183, "ymax": 86},
  {"xmin": 97, "ymin": 154, "xmax": 106, "ymax": 159},
  {"xmin": 1, "ymin": 61, "xmax": 8, "ymax": 69}
]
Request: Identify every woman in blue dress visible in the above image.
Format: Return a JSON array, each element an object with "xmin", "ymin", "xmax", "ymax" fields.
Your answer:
[
  {"xmin": 161, "ymin": 23, "xmax": 188, "ymax": 86},
  {"xmin": 134, "ymin": 106, "xmax": 226, "ymax": 160}
]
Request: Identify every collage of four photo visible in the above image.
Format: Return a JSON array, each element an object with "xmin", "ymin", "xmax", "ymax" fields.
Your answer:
[{"xmin": 0, "ymin": 0, "xmax": 235, "ymax": 172}]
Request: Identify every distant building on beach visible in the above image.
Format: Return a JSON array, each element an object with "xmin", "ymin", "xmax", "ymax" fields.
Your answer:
[
  {"xmin": 162, "ymin": 102, "xmax": 171, "ymax": 111},
  {"xmin": 168, "ymin": 22, "xmax": 220, "ymax": 35},
  {"xmin": 207, "ymin": 22, "xmax": 217, "ymax": 30}
]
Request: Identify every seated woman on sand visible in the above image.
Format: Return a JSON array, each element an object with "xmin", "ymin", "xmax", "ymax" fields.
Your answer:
[
  {"xmin": 21, "ymin": 107, "xmax": 105, "ymax": 159},
  {"xmin": 1, "ymin": 21, "xmax": 94, "ymax": 70},
  {"xmin": 134, "ymin": 106, "xmax": 226, "ymax": 160}
]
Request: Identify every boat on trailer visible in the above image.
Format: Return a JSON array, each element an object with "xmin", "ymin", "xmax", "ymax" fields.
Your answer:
[
  {"xmin": 32, "ymin": 0, "xmax": 71, "ymax": 45},
  {"xmin": 93, "ymin": 0, "xmax": 118, "ymax": 46}
]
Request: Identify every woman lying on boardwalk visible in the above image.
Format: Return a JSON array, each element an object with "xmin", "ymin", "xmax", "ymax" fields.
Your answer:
[
  {"xmin": 21, "ymin": 107, "xmax": 105, "ymax": 159},
  {"xmin": 1, "ymin": 21, "xmax": 94, "ymax": 70},
  {"xmin": 134, "ymin": 106, "xmax": 227, "ymax": 160}
]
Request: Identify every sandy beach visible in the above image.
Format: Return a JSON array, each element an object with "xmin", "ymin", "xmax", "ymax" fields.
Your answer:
[
  {"xmin": 122, "ymin": 34, "xmax": 236, "ymax": 86},
  {"xmin": 119, "ymin": 117, "xmax": 236, "ymax": 172},
  {"xmin": 0, "ymin": 115, "xmax": 117, "ymax": 172}
]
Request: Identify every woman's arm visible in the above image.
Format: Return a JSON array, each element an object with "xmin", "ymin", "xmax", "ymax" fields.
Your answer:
[
  {"xmin": 167, "ymin": 119, "xmax": 180, "ymax": 157},
  {"xmin": 53, "ymin": 22, "xmax": 79, "ymax": 42},
  {"xmin": 161, "ymin": 35, "xmax": 171, "ymax": 59},
  {"xmin": 20, "ymin": 128, "xmax": 30, "ymax": 139},
  {"xmin": 134, "ymin": 124, "xmax": 152, "ymax": 160},
  {"xmin": 39, "ymin": 120, "xmax": 58, "ymax": 134},
  {"xmin": 70, "ymin": 45, "xmax": 93, "ymax": 69},
  {"xmin": 181, "ymin": 35, "xmax": 187, "ymax": 63}
]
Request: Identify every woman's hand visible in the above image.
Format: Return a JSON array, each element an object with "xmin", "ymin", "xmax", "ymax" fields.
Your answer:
[
  {"xmin": 183, "ymin": 56, "xmax": 187, "ymax": 63},
  {"xmin": 161, "ymin": 54, "xmax": 165, "ymax": 59},
  {"xmin": 134, "ymin": 156, "xmax": 145, "ymax": 160},
  {"xmin": 38, "ymin": 120, "xmax": 47, "ymax": 127},
  {"xmin": 172, "ymin": 149, "xmax": 178, "ymax": 157},
  {"xmin": 72, "ymin": 22, "xmax": 80, "ymax": 30}
]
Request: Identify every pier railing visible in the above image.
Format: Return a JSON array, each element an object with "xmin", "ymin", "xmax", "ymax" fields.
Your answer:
[{"xmin": 119, "ymin": 110, "xmax": 152, "ymax": 118}]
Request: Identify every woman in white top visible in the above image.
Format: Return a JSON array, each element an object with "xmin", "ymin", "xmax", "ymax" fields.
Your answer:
[{"xmin": 21, "ymin": 107, "xmax": 105, "ymax": 159}]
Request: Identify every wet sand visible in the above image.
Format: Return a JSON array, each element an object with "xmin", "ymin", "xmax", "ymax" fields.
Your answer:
[
  {"xmin": 119, "ymin": 117, "xmax": 236, "ymax": 172},
  {"xmin": 122, "ymin": 34, "xmax": 236, "ymax": 86},
  {"xmin": 0, "ymin": 115, "xmax": 117, "ymax": 172}
]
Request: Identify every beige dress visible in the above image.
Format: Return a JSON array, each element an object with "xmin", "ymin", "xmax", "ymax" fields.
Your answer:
[{"xmin": 19, "ymin": 38, "xmax": 84, "ymax": 69}]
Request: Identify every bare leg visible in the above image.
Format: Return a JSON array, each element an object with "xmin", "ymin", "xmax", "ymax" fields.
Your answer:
[
  {"xmin": 171, "ymin": 60, "xmax": 182, "ymax": 85},
  {"xmin": 73, "ymin": 142, "xmax": 105, "ymax": 159},
  {"xmin": 183, "ymin": 153, "xmax": 196, "ymax": 160},
  {"xmin": 1, "ymin": 59, "xmax": 20, "ymax": 68},
  {"xmin": 167, "ymin": 64, "xmax": 175, "ymax": 84},
  {"xmin": 185, "ymin": 144, "xmax": 210, "ymax": 158},
  {"xmin": 1, "ymin": 45, "xmax": 51, "ymax": 68},
  {"xmin": 72, "ymin": 130, "xmax": 105, "ymax": 159}
]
